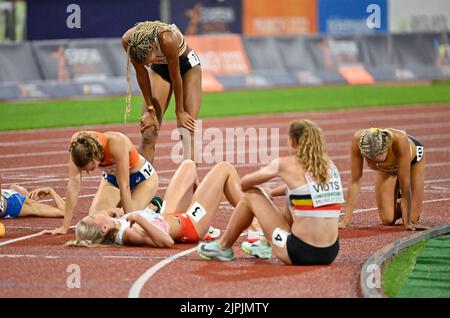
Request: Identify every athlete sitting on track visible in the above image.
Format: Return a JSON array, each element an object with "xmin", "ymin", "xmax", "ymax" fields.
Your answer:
[
  {"xmin": 66, "ymin": 160, "xmax": 241, "ymax": 247},
  {"xmin": 1, "ymin": 183, "xmax": 64, "ymax": 219},
  {"xmin": 197, "ymin": 119, "xmax": 344, "ymax": 265},
  {"xmin": 44, "ymin": 131, "xmax": 158, "ymax": 235},
  {"xmin": 339, "ymin": 128, "xmax": 428, "ymax": 231}
]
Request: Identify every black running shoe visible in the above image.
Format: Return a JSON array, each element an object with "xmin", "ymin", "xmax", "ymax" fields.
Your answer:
[{"xmin": 150, "ymin": 196, "xmax": 164, "ymax": 213}]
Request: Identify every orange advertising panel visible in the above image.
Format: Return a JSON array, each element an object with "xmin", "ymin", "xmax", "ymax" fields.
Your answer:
[
  {"xmin": 243, "ymin": 0, "xmax": 317, "ymax": 35},
  {"xmin": 186, "ymin": 34, "xmax": 251, "ymax": 75},
  {"xmin": 339, "ymin": 66, "xmax": 374, "ymax": 85}
]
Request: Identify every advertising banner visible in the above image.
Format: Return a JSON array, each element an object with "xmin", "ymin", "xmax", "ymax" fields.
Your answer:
[
  {"xmin": 243, "ymin": 0, "xmax": 317, "ymax": 35},
  {"xmin": 389, "ymin": 0, "xmax": 450, "ymax": 33},
  {"xmin": 32, "ymin": 39, "xmax": 116, "ymax": 81},
  {"xmin": 27, "ymin": 0, "xmax": 159, "ymax": 40},
  {"xmin": 0, "ymin": 43, "xmax": 42, "ymax": 83},
  {"xmin": 318, "ymin": 0, "xmax": 387, "ymax": 34},
  {"xmin": 171, "ymin": 0, "xmax": 242, "ymax": 35},
  {"xmin": 186, "ymin": 34, "xmax": 251, "ymax": 75}
]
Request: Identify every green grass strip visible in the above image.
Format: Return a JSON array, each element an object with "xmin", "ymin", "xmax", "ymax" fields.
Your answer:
[
  {"xmin": 396, "ymin": 234, "xmax": 450, "ymax": 297},
  {"xmin": 382, "ymin": 239, "xmax": 428, "ymax": 298},
  {"xmin": 1, "ymin": 84, "xmax": 450, "ymax": 131}
]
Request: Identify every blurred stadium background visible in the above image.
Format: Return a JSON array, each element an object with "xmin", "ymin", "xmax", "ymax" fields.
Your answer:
[{"xmin": 0, "ymin": 0, "xmax": 450, "ymax": 128}]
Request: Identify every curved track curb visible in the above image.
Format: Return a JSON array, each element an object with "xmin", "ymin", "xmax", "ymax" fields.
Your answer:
[{"xmin": 360, "ymin": 222, "xmax": 450, "ymax": 298}]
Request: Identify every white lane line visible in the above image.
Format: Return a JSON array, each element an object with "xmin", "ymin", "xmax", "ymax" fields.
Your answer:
[
  {"xmin": 2, "ymin": 107, "xmax": 449, "ymax": 147},
  {"xmin": 128, "ymin": 247, "xmax": 197, "ymax": 298},
  {"xmin": 0, "ymin": 226, "xmax": 75, "ymax": 247},
  {"xmin": 3, "ymin": 117, "xmax": 450, "ymax": 159},
  {"xmin": 4, "ymin": 159, "xmax": 450, "ymax": 188}
]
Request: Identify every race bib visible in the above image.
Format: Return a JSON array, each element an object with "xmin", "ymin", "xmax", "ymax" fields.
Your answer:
[
  {"xmin": 138, "ymin": 160, "xmax": 155, "ymax": 179},
  {"xmin": 272, "ymin": 227, "xmax": 289, "ymax": 248},
  {"xmin": 416, "ymin": 146, "xmax": 424, "ymax": 162},
  {"xmin": 305, "ymin": 162, "xmax": 345, "ymax": 208},
  {"xmin": 186, "ymin": 202, "xmax": 207, "ymax": 223},
  {"xmin": 187, "ymin": 51, "xmax": 201, "ymax": 68}
]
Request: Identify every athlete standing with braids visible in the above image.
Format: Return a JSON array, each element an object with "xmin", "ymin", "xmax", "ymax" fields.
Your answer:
[
  {"xmin": 43, "ymin": 131, "xmax": 158, "ymax": 235},
  {"xmin": 198, "ymin": 120, "xmax": 344, "ymax": 265},
  {"xmin": 339, "ymin": 128, "xmax": 428, "ymax": 231},
  {"xmin": 122, "ymin": 21, "xmax": 201, "ymax": 163}
]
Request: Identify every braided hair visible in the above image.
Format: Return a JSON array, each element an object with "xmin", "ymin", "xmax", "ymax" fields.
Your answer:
[
  {"xmin": 125, "ymin": 21, "xmax": 179, "ymax": 122},
  {"xmin": 358, "ymin": 128, "xmax": 392, "ymax": 160}
]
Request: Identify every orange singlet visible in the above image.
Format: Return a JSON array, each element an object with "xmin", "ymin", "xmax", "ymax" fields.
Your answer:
[{"xmin": 88, "ymin": 131, "xmax": 140, "ymax": 169}]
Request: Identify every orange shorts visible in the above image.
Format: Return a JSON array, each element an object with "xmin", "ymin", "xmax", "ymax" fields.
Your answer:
[{"xmin": 173, "ymin": 213, "xmax": 199, "ymax": 243}]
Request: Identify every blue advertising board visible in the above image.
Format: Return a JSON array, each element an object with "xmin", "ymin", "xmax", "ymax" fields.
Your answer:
[
  {"xmin": 27, "ymin": 0, "xmax": 159, "ymax": 40},
  {"xmin": 170, "ymin": 0, "xmax": 242, "ymax": 35},
  {"xmin": 318, "ymin": 0, "xmax": 387, "ymax": 35}
]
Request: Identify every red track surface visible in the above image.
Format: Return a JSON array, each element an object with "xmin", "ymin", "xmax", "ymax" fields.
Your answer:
[{"xmin": 1, "ymin": 104, "xmax": 449, "ymax": 298}]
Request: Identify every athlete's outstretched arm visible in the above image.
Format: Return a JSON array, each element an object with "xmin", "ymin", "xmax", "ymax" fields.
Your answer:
[{"xmin": 340, "ymin": 133, "xmax": 364, "ymax": 229}]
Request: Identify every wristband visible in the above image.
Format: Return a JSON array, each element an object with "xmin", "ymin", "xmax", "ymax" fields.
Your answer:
[{"xmin": 147, "ymin": 105, "xmax": 154, "ymax": 111}]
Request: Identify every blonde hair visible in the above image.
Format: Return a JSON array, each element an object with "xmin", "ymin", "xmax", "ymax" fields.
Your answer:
[
  {"xmin": 69, "ymin": 131, "xmax": 104, "ymax": 167},
  {"xmin": 65, "ymin": 220, "xmax": 113, "ymax": 247},
  {"xmin": 289, "ymin": 120, "xmax": 329, "ymax": 185},
  {"xmin": 125, "ymin": 21, "xmax": 179, "ymax": 122},
  {"xmin": 359, "ymin": 128, "xmax": 392, "ymax": 160}
]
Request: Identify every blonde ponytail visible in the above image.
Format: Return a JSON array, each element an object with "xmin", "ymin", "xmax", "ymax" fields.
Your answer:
[
  {"xmin": 65, "ymin": 220, "xmax": 113, "ymax": 247},
  {"xmin": 289, "ymin": 120, "xmax": 329, "ymax": 185}
]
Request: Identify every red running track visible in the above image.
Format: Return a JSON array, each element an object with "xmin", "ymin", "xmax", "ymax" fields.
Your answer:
[{"xmin": 0, "ymin": 104, "xmax": 449, "ymax": 297}]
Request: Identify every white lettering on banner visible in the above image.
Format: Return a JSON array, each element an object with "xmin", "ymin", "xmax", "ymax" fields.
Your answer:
[
  {"xmin": 366, "ymin": 4, "xmax": 381, "ymax": 29},
  {"xmin": 305, "ymin": 162, "xmax": 345, "ymax": 207},
  {"xmin": 66, "ymin": 4, "xmax": 81, "ymax": 29}
]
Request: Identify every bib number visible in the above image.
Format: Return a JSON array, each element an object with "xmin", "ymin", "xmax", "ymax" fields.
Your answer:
[
  {"xmin": 187, "ymin": 51, "xmax": 200, "ymax": 68},
  {"xmin": 416, "ymin": 146, "xmax": 424, "ymax": 162},
  {"xmin": 139, "ymin": 161, "xmax": 155, "ymax": 179},
  {"xmin": 305, "ymin": 162, "xmax": 345, "ymax": 207},
  {"xmin": 186, "ymin": 202, "xmax": 206, "ymax": 223},
  {"xmin": 272, "ymin": 227, "xmax": 289, "ymax": 248}
]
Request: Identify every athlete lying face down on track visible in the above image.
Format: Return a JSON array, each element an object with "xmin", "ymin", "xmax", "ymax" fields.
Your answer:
[
  {"xmin": 197, "ymin": 120, "xmax": 345, "ymax": 265},
  {"xmin": 1, "ymin": 182, "xmax": 64, "ymax": 219},
  {"xmin": 339, "ymin": 128, "xmax": 428, "ymax": 231},
  {"xmin": 66, "ymin": 160, "xmax": 242, "ymax": 247},
  {"xmin": 44, "ymin": 131, "xmax": 159, "ymax": 235}
]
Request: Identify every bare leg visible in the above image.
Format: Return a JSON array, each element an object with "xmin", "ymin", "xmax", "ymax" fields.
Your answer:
[
  {"xmin": 182, "ymin": 66, "xmax": 202, "ymax": 161},
  {"xmin": 374, "ymin": 171, "xmax": 398, "ymax": 225},
  {"xmin": 89, "ymin": 179, "xmax": 121, "ymax": 215},
  {"xmin": 164, "ymin": 159, "xmax": 199, "ymax": 213},
  {"xmin": 129, "ymin": 173, "xmax": 159, "ymax": 211},
  {"xmin": 139, "ymin": 70, "xmax": 172, "ymax": 163},
  {"xmin": 185, "ymin": 162, "xmax": 242, "ymax": 238},
  {"xmin": 411, "ymin": 154, "xmax": 425, "ymax": 223},
  {"xmin": 219, "ymin": 188, "xmax": 291, "ymax": 264}
]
